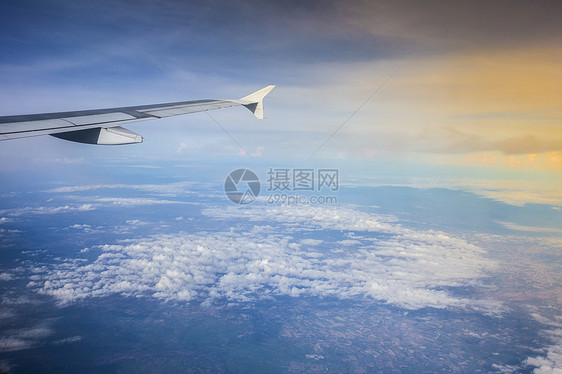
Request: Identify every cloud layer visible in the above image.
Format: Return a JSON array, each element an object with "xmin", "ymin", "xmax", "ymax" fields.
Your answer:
[
  {"xmin": 29, "ymin": 204, "xmax": 499, "ymax": 312},
  {"xmin": 524, "ymin": 314, "xmax": 562, "ymax": 374},
  {"xmin": 348, "ymin": 0, "xmax": 562, "ymax": 51}
]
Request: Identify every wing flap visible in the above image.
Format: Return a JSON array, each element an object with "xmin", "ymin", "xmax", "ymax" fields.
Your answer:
[{"xmin": 52, "ymin": 126, "xmax": 143, "ymax": 145}]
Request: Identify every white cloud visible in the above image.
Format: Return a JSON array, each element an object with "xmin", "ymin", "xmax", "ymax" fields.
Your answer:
[
  {"xmin": 492, "ymin": 363, "xmax": 519, "ymax": 373},
  {"xmin": 0, "ymin": 181, "xmax": 205, "ymax": 218},
  {"xmin": 202, "ymin": 205, "xmax": 400, "ymax": 234},
  {"xmin": 45, "ymin": 181, "xmax": 196, "ymax": 196},
  {"xmin": 175, "ymin": 142, "xmax": 188, "ymax": 154},
  {"xmin": 43, "ymin": 157, "xmax": 86, "ymax": 165},
  {"xmin": 300, "ymin": 238, "xmax": 323, "ymax": 246},
  {"xmin": 238, "ymin": 146, "xmax": 264, "ymax": 157},
  {"xmin": 0, "ymin": 273, "xmax": 14, "ymax": 281},
  {"xmin": 0, "ymin": 337, "xmax": 32, "ymax": 352},
  {"xmin": 0, "ymin": 323, "xmax": 52, "ymax": 352},
  {"xmin": 524, "ymin": 329, "xmax": 562, "ymax": 373},
  {"xmin": 0, "ymin": 196, "xmax": 191, "ymax": 218},
  {"xmin": 67, "ymin": 224, "xmax": 92, "ymax": 230},
  {"xmin": 126, "ymin": 220, "xmax": 148, "ymax": 226},
  {"xmin": 0, "ymin": 204, "xmax": 94, "ymax": 217},
  {"xmin": 65, "ymin": 224, "xmax": 98, "ymax": 233},
  {"xmin": 31, "ymin": 204, "xmax": 500, "ymax": 313},
  {"xmin": 496, "ymin": 221, "xmax": 562, "ymax": 234},
  {"xmin": 523, "ymin": 314, "xmax": 562, "ymax": 373},
  {"xmin": 94, "ymin": 197, "xmax": 188, "ymax": 207},
  {"xmin": 1, "ymin": 295, "xmax": 38, "ymax": 306},
  {"xmin": 53, "ymin": 336, "xmax": 82, "ymax": 345}
]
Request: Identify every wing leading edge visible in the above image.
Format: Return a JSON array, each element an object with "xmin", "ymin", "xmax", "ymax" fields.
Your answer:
[{"xmin": 0, "ymin": 85, "xmax": 275, "ymax": 145}]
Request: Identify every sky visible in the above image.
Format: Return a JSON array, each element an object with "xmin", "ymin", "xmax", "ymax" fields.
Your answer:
[
  {"xmin": 0, "ymin": 2, "xmax": 562, "ymax": 371},
  {"xmin": 0, "ymin": 0, "xmax": 560, "ymax": 184}
]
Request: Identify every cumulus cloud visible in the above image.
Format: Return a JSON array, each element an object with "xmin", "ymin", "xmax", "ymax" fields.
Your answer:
[
  {"xmin": 520, "ymin": 313, "xmax": 562, "ymax": 373},
  {"xmin": 30, "ymin": 204, "xmax": 500, "ymax": 312},
  {"xmin": 202, "ymin": 205, "xmax": 400, "ymax": 233},
  {"xmin": 65, "ymin": 224, "xmax": 98, "ymax": 234},
  {"xmin": 0, "ymin": 273, "xmax": 14, "ymax": 281},
  {"xmin": 524, "ymin": 328, "xmax": 562, "ymax": 373}
]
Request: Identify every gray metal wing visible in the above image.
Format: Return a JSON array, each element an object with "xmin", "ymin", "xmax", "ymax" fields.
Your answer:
[{"xmin": 0, "ymin": 85, "xmax": 274, "ymax": 145}]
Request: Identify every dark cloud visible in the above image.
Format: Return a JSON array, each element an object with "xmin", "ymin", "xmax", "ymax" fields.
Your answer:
[
  {"xmin": 4, "ymin": 0, "xmax": 558, "ymax": 87},
  {"xmin": 495, "ymin": 135, "xmax": 562, "ymax": 155},
  {"xmin": 350, "ymin": 0, "xmax": 562, "ymax": 52},
  {"xmin": 0, "ymin": 0, "xmax": 401, "ymax": 67},
  {"xmin": 2, "ymin": 0, "xmax": 560, "ymax": 68}
]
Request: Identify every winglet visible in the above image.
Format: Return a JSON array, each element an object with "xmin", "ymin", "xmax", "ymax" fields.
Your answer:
[{"xmin": 239, "ymin": 85, "xmax": 275, "ymax": 119}]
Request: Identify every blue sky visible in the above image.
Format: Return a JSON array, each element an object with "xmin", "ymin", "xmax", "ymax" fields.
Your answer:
[{"xmin": 0, "ymin": 0, "xmax": 560, "ymax": 202}]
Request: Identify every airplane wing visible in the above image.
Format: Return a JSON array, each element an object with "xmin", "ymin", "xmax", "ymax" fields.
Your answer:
[{"xmin": 0, "ymin": 85, "xmax": 274, "ymax": 145}]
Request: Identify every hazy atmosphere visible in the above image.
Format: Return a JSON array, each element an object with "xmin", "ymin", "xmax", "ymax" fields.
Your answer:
[{"xmin": 0, "ymin": 0, "xmax": 561, "ymax": 372}]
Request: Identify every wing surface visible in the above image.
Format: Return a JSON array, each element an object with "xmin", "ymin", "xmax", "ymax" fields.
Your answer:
[{"xmin": 0, "ymin": 85, "xmax": 274, "ymax": 144}]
